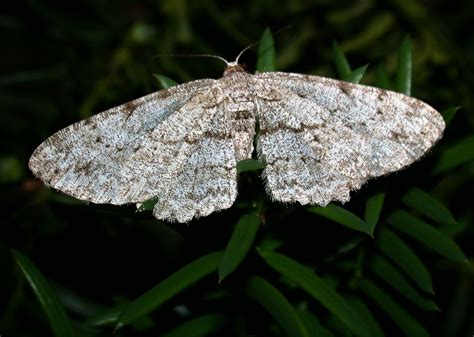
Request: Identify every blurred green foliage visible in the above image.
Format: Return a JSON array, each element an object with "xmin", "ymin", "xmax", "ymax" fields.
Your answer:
[{"xmin": 1, "ymin": 1, "xmax": 473, "ymax": 337}]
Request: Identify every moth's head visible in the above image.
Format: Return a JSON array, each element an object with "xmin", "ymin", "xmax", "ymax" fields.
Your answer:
[
  {"xmin": 223, "ymin": 62, "xmax": 246, "ymax": 76},
  {"xmin": 222, "ymin": 42, "xmax": 256, "ymax": 76}
]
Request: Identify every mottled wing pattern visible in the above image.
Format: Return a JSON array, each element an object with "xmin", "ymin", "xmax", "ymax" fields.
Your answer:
[
  {"xmin": 152, "ymin": 86, "xmax": 241, "ymax": 222},
  {"xmin": 29, "ymin": 78, "xmax": 225, "ymax": 204},
  {"xmin": 154, "ymin": 73, "xmax": 257, "ymax": 222},
  {"xmin": 154, "ymin": 72, "xmax": 255, "ymax": 222},
  {"xmin": 253, "ymin": 72, "xmax": 445, "ymax": 206}
]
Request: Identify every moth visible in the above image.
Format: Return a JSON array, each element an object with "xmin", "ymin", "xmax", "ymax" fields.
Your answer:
[{"xmin": 29, "ymin": 54, "xmax": 445, "ymax": 222}]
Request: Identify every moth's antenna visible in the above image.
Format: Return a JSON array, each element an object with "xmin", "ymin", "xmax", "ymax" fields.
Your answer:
[
  {"xmin": 152, "ymin": 53, "xmax": 230, "ymax": 67},
  {"xmin": 273, "ymin": 25, "xmax": 292, "ymax": 36},
  {"xmin": 153, "ymin": 26, "xmax": 293, "ymax": 67},
  {"xmin": 234, "ymin": 25, "xmax": 292, "ymax": 64},
  {"xmin": 234, "ymin": 41, "xmax": 261, "ymax": 64}
]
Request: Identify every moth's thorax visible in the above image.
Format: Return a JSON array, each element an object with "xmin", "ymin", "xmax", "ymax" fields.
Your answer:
[
  {"xmin": 219, "ymin": 66, "xmax": 253, "ymax": 100},
  {"xmin": 222, "ymin": 72, "xmax": 254, "ymax": 111}
]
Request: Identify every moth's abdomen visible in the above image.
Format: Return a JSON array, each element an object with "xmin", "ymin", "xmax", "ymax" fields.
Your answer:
[{"xmin": 224, "ymin": 98, "xmax": 256, "ymax": 161}]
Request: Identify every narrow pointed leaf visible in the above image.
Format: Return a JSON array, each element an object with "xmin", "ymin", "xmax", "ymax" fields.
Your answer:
[
  {"xmin": 219, "ymin": 211, "xmax": 261, "ymax": 282},
  {"xmin": 256, "ymin": 28, "xmax": 276, "ymax": 72},
  {"xmin": 402, "ymin": 188, "xmax": 456, "ymax": 225},
  {"xmin": 364, "ymin": 193, "xmax": 385, "ymax": 233},
  {"xmin": 439, "ymin": 219, "xmax": 468, "ymax": 237},
  {"xmin": 153, "ymin": 74, "xmax": 178, "ymax": 89},
  {"xmin": 387, "ymin": 210, "xmax": 467, "ymax": 263},
  {"xmin": 237, "ymin": 159, "xmax": 265, "ymax": 173},
  {"xmin": 395, "ymin": 36, "xmax": 412, "ymax": 95},
  {"xmin": 332, "ymin": 41, "xmax": 352, "ymax": 79},
  {"xmin": 116, "ymin": 251, "xmax": 223, "ymax": 329},
  {"xmin": 441, "ymin": 106, "xmax": 460, "ymax": 125},
  {"xmin": 161, "ymin": 314, "xmax": 226, "ymax": 337},
  {"xmin": 84, "ymin": 305, "xmax": 124, "ymax": 327},
  {"xmin": 345, "ymin": 64, "xmax": 369, "ymax": 83},
  {"xmin": 433, "ymin": 135, "xmax": 474, "ymax": 174},
  {"xmin": 308, "ymin": 204, "xmax": 371, "ymax": 235},
  {"xmin": 259, "ymin": 250, "xmax": 372, "ymax": 337},
  {"xmin": 376, "ymin": 228, "xmax": 433, "ymax": 294},
  {"xmin": 11, "ymin": 250, "xmax": 75, "ymax": 337},
  {"xmin": 137, "ymin": 198, "xmax": 159, "ymax": 211},
  {"xmin": 246, "ymin": 276, "xmax": 308, "ymax": 337},
  {"xmin": 369, "ymin": 255, "xmax": 439, "ymax": 311},
  {"xmin": 84, "ymin": 303, "xmax": 154, "ymax": 331},
  {"xmin": 359, "ymin": 278, "xmax": 429, "ymax": 337},
  {"xmin": 346, "ymin": 297, "xmax": 385, "ymax": 337},
  {"xmin": 297, "ymin": 310, "xmax": 336, "ymax": 337},
  {"xmin": 258, "ymin": 234, "xmax": 284, "ymax": 252}
]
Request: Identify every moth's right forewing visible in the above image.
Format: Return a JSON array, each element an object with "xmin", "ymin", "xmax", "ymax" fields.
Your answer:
[{"xmin": 28, "ymin": 79, "xmax": 215, "ymax": 205}]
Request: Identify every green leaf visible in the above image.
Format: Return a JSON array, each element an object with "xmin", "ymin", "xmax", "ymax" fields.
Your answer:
[
  {"xmin": 345, "ymin": 64, "xmax": 369, "ymax": 83},
  {"xmin": 346, "ymin": 297, "xmax": 385, "ymax": 337},
  {"xmin": 153, "ymin": 74, "xmax": 178, "ymax": 89},
  {"xmin": 11, "ymin": 250, "xmax": 75, "ymax": 337},
  {"xmin": 387, "ymin": 210, "xmax": 467, "ymax": 263},
  {"xmin": 161, "ymin": 314, "xmax": 226, "ymax": 337},
  {"xmin": 258, "ymin": 233, "xmax": 284, "ymax": 252},
  {"xmin": 364, "ymin": 193, "xmax": 385, "ymax": 233},
  {"xmin": 259, "ymin": 251, "xmax": 371, "ymax": 337},
  {"xmin": 84, "ymin": 299, "xmax": 155, "ymax": 331},
  {"xmin": 331, "ymin": 41, "xmax": 368, "ymax": 83},
  {"xmin": 116, "ymin": 251, "xmax": 223, "ymax": 329},
  {"xmin": 246, "ymin": 276, "xmax": 308, "ymax": 337},
  {"xmin": 441, "ymin": 106, "xmax": 460, "ymax": 125},
  {"xmin": 402, "ymin": 188, "xmax": 456, "ymax": 225},
  {"xmin": 84, "ymin": 305, "xmax": 124, "ymax": 327},
  {"xmin": 332, "ymin": 41, "xmax": 352, "ymax": 80},
  {"xmin": 395, "ymin": 36, "xmax": 412, "ymax": 95},
  {"xmin": 256, "ymin": 28, "xmax": 277, "ymax": 72},
  {"xmin": 376, "ymin": 228, "xmax": 433, "ymax": 294},
  {"xmin": 369, "ymin": 255, "xmax": 439, "ymax": 311},
  {"xmin": 308, "ymin": 204, "xmax": 372, "ymax": 236},
  {"xmin": 236, "ymin": 159, "xmax": 265, "ymax": 173},
  {"xmin": 359, "ymin": 278, "xmax": 429, "ymax": 337},
  {"xmin": 297, "ymin": 310, "xmax": 336, "ymax": 337},
  {"xmin": 137, "ymin": 198, "xmax": 158, "ymax": 211},
  {"xmin": 439, "ymin": 219, "xmax": 468, "ymax": 237},
  {"xmin": 433, "ymin": 135, "xmax": 474, "ymax": 174},
  {"xmin": 219, "ymin": 211, "xmax": 261, "ymax": 282}
]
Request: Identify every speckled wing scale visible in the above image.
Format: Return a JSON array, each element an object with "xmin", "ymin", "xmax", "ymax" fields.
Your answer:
[
  {"xmin": 29, "ymin": 63, "xmax": 445, "ymax": 222},
  {"xmin": 254, "ymin": 72, "xmax": 445, "ymax": 206}
]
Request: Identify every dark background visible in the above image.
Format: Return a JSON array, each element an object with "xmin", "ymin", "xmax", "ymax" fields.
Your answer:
[{"xmin": 1, "ymin": 1, "xmax": 473, "ymax": 336}]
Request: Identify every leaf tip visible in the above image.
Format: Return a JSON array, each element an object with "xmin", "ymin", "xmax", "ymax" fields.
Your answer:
[
  {"xmin": 114, "ymin": 322, "xmax": 124, "ymax": 334},
  {"xmin": 217, "ymin": 271, "xmax": 226, "ymax": 284}
]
